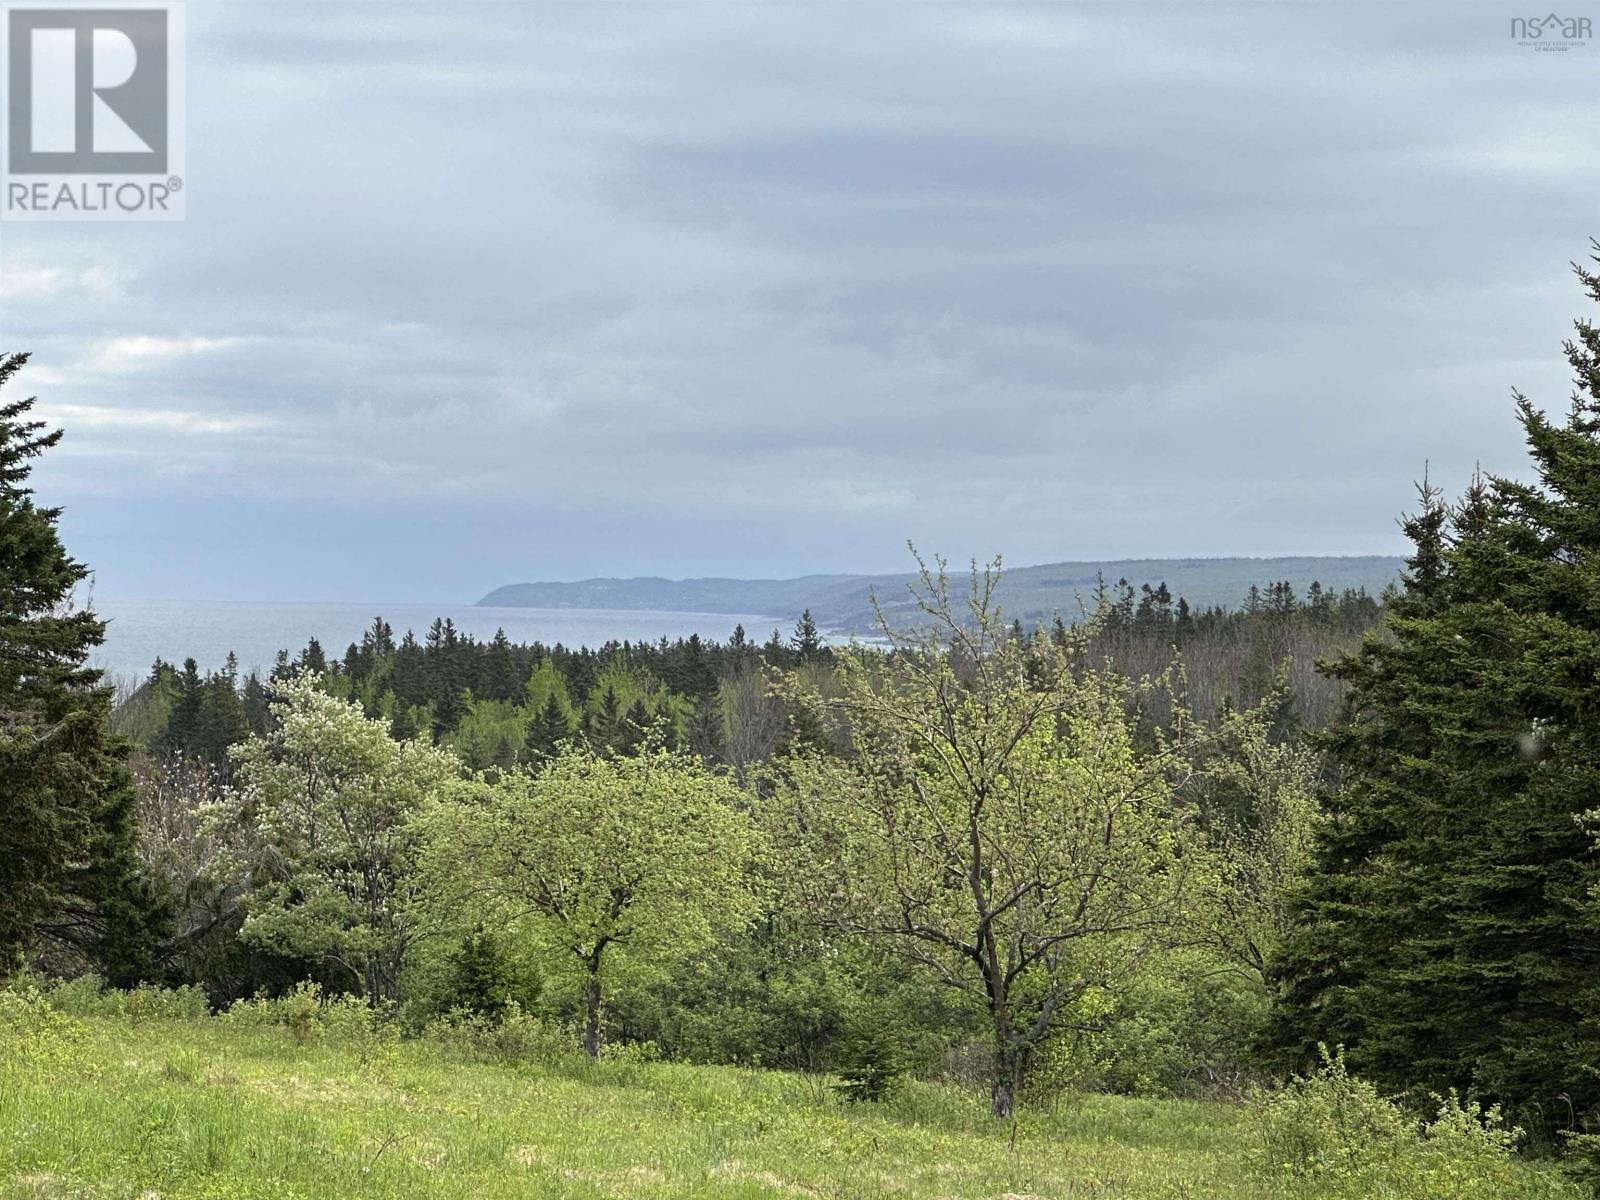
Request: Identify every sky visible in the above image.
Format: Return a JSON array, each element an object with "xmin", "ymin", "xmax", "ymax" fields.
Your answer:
[{"xmin": 4, "ymin": 2, "xmax": 1599, "ymax": 603}]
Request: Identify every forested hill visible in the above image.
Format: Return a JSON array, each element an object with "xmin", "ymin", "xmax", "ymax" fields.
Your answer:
[{"xmin": 478, "ymin": 555, "xmax": 1405, "ymax": 632}]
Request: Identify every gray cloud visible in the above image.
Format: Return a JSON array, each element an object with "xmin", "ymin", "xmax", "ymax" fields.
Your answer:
[{"xmin": 3, "ymin": 1, "xmax": 1596, "ymax": 600}]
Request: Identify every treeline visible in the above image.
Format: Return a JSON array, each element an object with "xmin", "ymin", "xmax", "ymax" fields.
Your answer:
[
  {"xmin": 1080, "ymin": 577, "xmax": 1382, "ymax": 731},
  {"xmin": 119, "ymin": 577, "xmax": 1384, "ymax": 780}
]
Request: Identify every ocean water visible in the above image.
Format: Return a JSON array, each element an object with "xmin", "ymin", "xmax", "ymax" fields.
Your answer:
[{"xmin": 88, "ymin": 599, "xmax": 788, "ymax": 684}]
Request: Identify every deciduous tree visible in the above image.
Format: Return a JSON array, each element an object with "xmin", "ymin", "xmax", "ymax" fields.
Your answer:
[
  {"xmin": 419, "ymin": 745, "xmax": 760, "ymax": 1055},
  {"xmin": 224, "ymin": 675, "xmax": 459, "ymax": 1003},
  {"xmin": 780, "ymin": 555, "xmax": 1206, "ymax": 1117}
]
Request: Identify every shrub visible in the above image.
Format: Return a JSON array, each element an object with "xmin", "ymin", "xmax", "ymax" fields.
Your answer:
[
  {"xmin": 41, "ymin": 972, "xmax": 111, "ymax": 1016},
  {"xmin": 1023, "ymin": 961, "xmax": 1266, "ymax": 1103},
  {"xmin": 122, "ymin": 981, "xmax": 211, "ymax": 1022},
  {"xmin": 422, "ymin": 1002, "xmax": 576, "ymax": 1067},
  {"xmin": 830, "ymin": 996, "xmax": 911, "ymax": 1103},
  {"xmin": 0, "ymin": 982, "xmax": 90, "ymax": 1071},
  {"xmin": 320, "ymin": 992, "xmax": 400, "ymax": 1068},
  {"xmin": 43, "ymin": 974, "xmax": 209, "ymax": 1022},
  {"xmin": 1559, "ymin": 1131, "xmax": 1600, "ymax": 1191},
  {"xmin": 222, "ymin": 981, "xmax": 331, "ymax": 1044},
  {"xmin": 1252, "ymin": 1047, "xmax": 1575, "ymax": 1199},
  {"xmin": 1254, "ymin": 1045, "xmax": 1411, "ymax": 1178}
]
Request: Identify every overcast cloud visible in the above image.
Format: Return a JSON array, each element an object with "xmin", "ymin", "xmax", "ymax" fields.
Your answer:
[{"xmin": 3, "ymin": 2, "xmax": 1597, "ymax": 601}]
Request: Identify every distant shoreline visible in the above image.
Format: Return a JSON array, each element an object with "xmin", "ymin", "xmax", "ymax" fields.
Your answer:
[{"xmin": 478, "ymin": 555, "xmax": 1406, "ymax": 634}]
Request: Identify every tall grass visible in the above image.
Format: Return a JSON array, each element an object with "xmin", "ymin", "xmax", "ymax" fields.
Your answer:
[{"xmin": 0, "ymin": 981, "xmax": 1583, "ymax": 1200}]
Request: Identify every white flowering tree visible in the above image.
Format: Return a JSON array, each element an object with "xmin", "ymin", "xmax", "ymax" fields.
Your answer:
[{"xmin": 226, "ymin": 675, "xmax": 459, "ymax": 1004}]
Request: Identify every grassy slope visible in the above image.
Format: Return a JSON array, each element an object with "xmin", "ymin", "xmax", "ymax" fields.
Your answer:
[
  {"xmin": 0, "ymin": 1015, "xmax": 1253, "ymax": 1199},
  {"xmin": 0, "ymin": 1015, "xmax": 1579, "ymax": 1200}
]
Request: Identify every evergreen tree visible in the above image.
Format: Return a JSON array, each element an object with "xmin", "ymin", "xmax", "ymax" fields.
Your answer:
[
  {"xmin": 790, "ymin": 609, "xmax": 824, "ymax": 662},
  {"xmin": 437, "ymin": 928, "xmax": 520, "ymax": 1019},
  {"xmin": 430, "ymin": 687, "xmax": 468, "ymax": 740},
  {"xmin": 615, "ymin": 697, "xmax": 651, "ymax": 756},
  {"xmin": 389, "ymin": 703, "xmax": 420, "ymax": 742},
  {"xmin": 159, "ymin": 657, "xmax": 205, "ymax": 755},
  {"xmin": 686, "ymin": 692, "xmax": 725, "ymax": 763},
  {"xmin": 0, "ymin": 353, "xmax": 149, "ymax": 969},
  {"xmin": 1175, "ymin": 596, "xmax": 1195, "ymax": 639},
  {"xmin": 483, "ymin": 628, "xmax": 520, "ymax": 702},
  {"xmin": 241, "ymin": 671, "xmax": 271, "ymax": 735},
  {"xmin": 1266, "ymin": 258, "xmax": 1600, "ymax": 1134},
  {"xmin": 523, "ymin": 689, "xmax": 573, "ymax": 763},
  {"xmin": 298, "ymin": 637, "xmax": 327, "ymax": 674},
  {"xmin": 371, "ymin": 617, "xmax": 395, "ymax": 656},
  {"xmin": 586, "ymin": 684, "xmax": 621, "ymax": 746},
  {"xmin": 359, "ymin": 616, "xmax": 395, "ymax": 679},
  {"xmin": 391, "ymin": 631, "xmax": 426, "ymax": 707},
  {"xmin": 763, "ymin": 627, "xmax": 786, "ymax": 664},
  {"xmin": 198, "ymin": 667, "xmax": 250, "ymax": 764}
]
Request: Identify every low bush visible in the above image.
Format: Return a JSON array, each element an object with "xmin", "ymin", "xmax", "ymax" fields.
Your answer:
[
  {"xmin": 830, "ymin": 994, "xmax": 912, "ymax": 1103},
  {"xmin": 1251, "ymin": 1046, "xmax": 1573, "ymax": 1199},
  {"xmin": 1024, "ymin": 961, "xmax": 1266, "ymax": 1103},
  {"xmin": 1253, "ymin": 1045, "xmax": 1411, "ymax": 1177},
  {"xmin": 221, "ymin": 979, "xmax": 328, "ymax": 1043},
  {"xmin": 421, "ymin": 1001, "xmax": 576, "ymax": 1067},
  {"xmin": 44, "ymin": 973, "xmax": 210, "ymax": 1023},
  {"xmin": 0, "ymin": 982, "xmax": 90, "ymax": 1070}
]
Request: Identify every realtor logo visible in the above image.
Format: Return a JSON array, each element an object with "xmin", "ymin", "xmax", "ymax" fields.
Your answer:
[
  {"xmin": 1510, "ymin": 12, "xmax": 1591, "ymax": 49},
  {"xmin": 1, "ymin": 2, "xmax": 184, "ymax": 220}
]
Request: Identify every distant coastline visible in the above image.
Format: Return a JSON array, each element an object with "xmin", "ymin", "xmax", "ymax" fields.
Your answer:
[{"xmin": 479, "ymin": 555, "xmax": 1406, "ymax": 634}]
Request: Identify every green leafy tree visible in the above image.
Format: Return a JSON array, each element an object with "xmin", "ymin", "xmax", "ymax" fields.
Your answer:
[
  {"xmin": 419, "ymin": 745, "xmax": 760, "ymax": 1055},
  {"xmin": 447, "ymin": 696, "xmax": 525, "ymax": 771},
  {"xmin": 224, "ymin": 674, "xmax": 459, "ymax": 1003},
  {"xmin": 1192, "ymin": 700, "xmax": 1320, "ymax": 980},
  {"xmin": 0, "ymin": 352, "xmax": 147, "ymax": 972},
  {"xmin": 780, "ymin": 556, "xmax": 1206, "ymax": 1117}
]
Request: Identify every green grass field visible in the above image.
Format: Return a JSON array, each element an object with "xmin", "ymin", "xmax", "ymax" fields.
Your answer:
[{"xmin": 0, "ymin": 1003, "xmax": 1583, "ymax": 1200}]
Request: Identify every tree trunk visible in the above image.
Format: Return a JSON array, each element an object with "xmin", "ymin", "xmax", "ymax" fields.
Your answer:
[
  {"xmin": 991, "ymin": 1074, "xmax": 1015, "ymax": 1118},
  {"xmin": 581, "ymin": 968, "xmax": 602, "ymax": 1057},
  {"xmin": 991, "ymin": 1037, "xmax": 1019, "ymax": 1118}
]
